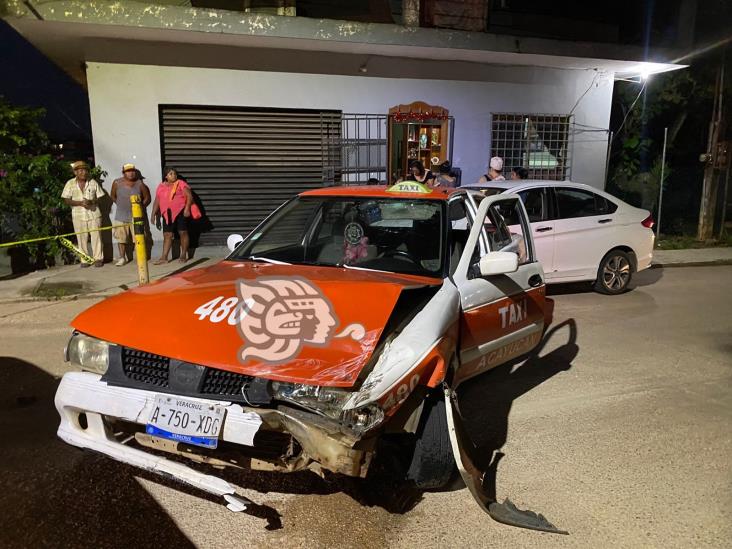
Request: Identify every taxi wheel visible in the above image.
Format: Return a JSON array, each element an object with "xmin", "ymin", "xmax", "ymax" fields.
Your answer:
[
  {"xmin": 406, "ymin": 393, "xmax": 455, "ymax": 489},
  {"xmin": 594, "ymin": 249, "xmax": 633, "ymax": 295}
]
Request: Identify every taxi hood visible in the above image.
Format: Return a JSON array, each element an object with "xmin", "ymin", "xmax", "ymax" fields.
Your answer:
[{"xmin": 72, "ymin": 261, "xmax": 441, "ymax": 387}]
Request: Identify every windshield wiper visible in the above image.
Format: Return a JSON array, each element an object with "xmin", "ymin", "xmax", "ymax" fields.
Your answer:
[
  {"xmin": 342, "ymin": 263, "xmax": 398, "ymax": 274},
  {"xmin": 243, "ymin": 256, "xmax": 291, "ymax": 265}
]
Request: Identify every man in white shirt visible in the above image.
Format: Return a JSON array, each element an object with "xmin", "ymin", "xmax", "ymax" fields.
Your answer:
[{"xmin": 61, "ymin": 161, "xmax": 105, "ymax": 267}]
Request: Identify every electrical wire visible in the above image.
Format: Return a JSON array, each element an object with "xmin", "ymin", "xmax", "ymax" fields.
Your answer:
[
  {"xmin": 573, "ymin": 122, "xmax": 611, "ymax": 130},
  {"xmin": 570, "ymin": 128, "xmax": 610, "ymax": 133},
  {"xmin": 612, "ymin": 80, "xmax": 647, "ymax": 143},
  {"xmin": 569, "ymin": 70, "xmax": 600, "ymax": 115}
]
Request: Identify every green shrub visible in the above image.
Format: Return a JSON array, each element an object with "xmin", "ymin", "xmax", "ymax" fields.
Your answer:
[{"xmin": 0, "ymin": 97, "xmax": 105, "ymax": 266}]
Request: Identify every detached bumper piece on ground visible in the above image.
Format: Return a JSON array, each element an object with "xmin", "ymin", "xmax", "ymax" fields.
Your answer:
[{"xmin": 445, "ymin": 387, "xmax": 568, "ymax": 535}]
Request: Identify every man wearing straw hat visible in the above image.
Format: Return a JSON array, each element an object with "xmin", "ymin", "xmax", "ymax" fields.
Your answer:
[{"xmin": 61, "ymin": 160, "xmax": 105, "ymax": 267}]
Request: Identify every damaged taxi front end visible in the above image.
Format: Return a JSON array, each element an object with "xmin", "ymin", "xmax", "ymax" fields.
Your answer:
[
  {"xmin": 55, "ymin": 186, "xmax": 461, "ymax": 502},
  {"xmin": 57, "ymin": 277, "xmax": 455, "ymax": 484}
]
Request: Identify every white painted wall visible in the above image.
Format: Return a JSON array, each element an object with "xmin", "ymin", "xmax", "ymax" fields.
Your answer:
[{"xmin": 87, "ymin": 62, "xmax": 613, "ymax": 241}]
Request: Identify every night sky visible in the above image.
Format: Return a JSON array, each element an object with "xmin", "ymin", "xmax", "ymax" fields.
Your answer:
[{"xmin": 0, "ymin": 20, "xmax": 91, "ymax": 144}]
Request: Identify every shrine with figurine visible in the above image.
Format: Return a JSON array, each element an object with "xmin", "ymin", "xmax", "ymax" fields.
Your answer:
[{"xmin": 388, "ymin": 101, "xmax": 451, "ymax": 183}]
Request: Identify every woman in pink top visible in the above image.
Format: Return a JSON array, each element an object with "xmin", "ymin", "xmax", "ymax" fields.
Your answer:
[{"xmin": 151, "ymin": 166, "xmax": 193, "ymax": 264}]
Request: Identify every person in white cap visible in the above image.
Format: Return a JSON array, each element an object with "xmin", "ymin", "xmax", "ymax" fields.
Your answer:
[
  {"xmin": 110, "ymin": 163, "xmax": 151, "ymax": 266},
  {"xmin": 478, "ymin": 156, "xmax": 506, "ymax": 183}
]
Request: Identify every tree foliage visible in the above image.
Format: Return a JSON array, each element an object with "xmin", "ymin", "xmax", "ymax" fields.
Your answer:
[
  {"xmin": 0, "ymin": 97, "xmax": 104, "ymax": 265},
  {"xmin": 609, "ymin": 70, "xmax": 697, "ymax": 210},
  {"xmin": 608, "ymin": 54, "xmax": 731, "ymax": 234}
]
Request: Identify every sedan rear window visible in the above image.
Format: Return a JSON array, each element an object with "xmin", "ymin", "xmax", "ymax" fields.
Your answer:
[{"xmin": 555, "ymin": 187, "xmax": 617, "ymax": 218}]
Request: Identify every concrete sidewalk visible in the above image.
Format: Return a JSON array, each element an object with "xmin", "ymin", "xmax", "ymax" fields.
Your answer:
[
  {"xmin": 652, "ymin": 246, "xmax": 732, "ymax": 267},
  {"xmin": 0, "ymin": 245, "xmax": 228, "ymax": 304}
]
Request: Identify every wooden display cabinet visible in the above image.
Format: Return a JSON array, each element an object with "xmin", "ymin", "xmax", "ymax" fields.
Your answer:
[{"xmin": 388, "ymin": 101, "xmax": 450, "ymax": 183}]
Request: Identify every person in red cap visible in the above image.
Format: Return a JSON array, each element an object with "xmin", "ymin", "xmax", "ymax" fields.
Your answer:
[
  {"xmin": 61, "ymin": 161, "xmax": 105, "ymax": 267},
  {"xmin": 110, "ymin": 163, "xmax": 151, "ymax": 266}
]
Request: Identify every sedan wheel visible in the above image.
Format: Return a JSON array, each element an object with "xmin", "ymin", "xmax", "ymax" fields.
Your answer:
[{"xmin": 594, "ymin": 250, "xmax": 633, "ymax": 294}]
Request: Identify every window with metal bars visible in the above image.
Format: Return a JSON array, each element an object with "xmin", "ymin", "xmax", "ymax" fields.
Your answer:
[
  {"xmin": 491, "ymin": 113, "xmax": 573, "ymax": 180},
  {"xmin": 337, "ymin": 114, "xmax": 388, "ymax": 185}
]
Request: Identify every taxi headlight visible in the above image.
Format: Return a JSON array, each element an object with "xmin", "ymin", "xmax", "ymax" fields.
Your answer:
[
  {"xmin": 66, "ymin": 333, "xmax": 110, "ymax": 375},
  {"xmin": 272, "ymin": 382, "xmax": 384, "ymax": 434}
]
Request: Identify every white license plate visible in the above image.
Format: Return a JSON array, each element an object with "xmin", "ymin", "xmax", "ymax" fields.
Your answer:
[{"xmin": 146, "ymin": 395, "xmax": 226, "ymax": 449}]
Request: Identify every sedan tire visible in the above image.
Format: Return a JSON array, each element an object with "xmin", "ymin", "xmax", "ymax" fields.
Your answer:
[{"xmin": 594, "ymin": 249, "xmax": 633, "ymax": 294}]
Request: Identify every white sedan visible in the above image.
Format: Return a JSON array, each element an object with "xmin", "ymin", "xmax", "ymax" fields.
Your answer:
[{"xmin": 463, "ymin": 180, "xmax": 655, "ymax": 294}]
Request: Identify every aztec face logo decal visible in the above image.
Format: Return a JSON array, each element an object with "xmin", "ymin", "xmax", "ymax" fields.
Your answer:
[{"xmin": 236, "ymin": 277, "xmax": 365, "ymax": 364}]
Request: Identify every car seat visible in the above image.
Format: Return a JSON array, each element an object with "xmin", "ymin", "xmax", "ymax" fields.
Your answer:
[{"xmin": 316, "ymin": 215, "xmax": 377, "ymax": 265}]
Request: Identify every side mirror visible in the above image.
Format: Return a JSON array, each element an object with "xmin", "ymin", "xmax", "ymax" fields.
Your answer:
[
  {"xmin": 478, "ymin": 251, "xmax": 518, "ymax": 276},
  {"xmin": 226, "ymin": 234, "xmax": 244, "ymax": 252}
]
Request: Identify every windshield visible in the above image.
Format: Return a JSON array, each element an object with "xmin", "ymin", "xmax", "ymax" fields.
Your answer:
[{"xmin": 230, "ymin": 196, "xmax": 445, "ymax": 277}]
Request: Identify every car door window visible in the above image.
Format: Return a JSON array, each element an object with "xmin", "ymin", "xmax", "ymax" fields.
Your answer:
[
  {"xmin": 555, "ymin": 187, "xmax": 607, "ymax": 218},
  {"xmin": 487, "ymin": 199, "xmax": 533, "ymax": 265},
  {"xmin": 517, "ymin": 188, "xmax": 547, "ymax": 222},
  {"xmin": 594, "ymin": 194, "xmax": 618, "ymax": 215}
]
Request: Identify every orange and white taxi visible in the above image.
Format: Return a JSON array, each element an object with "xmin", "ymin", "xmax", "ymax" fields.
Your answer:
[{"xmin": 57, "ymin": 182, "xmax": 558, "ymax": 529}]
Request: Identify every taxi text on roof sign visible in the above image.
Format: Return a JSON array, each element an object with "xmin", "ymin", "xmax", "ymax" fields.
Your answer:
[{"xmin": 386, "ymin": 182, "xmax": 433, "ymax": 194}]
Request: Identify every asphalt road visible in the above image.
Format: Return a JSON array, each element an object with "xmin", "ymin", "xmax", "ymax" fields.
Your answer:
[{"xmin": 0, "ymin": 266, "xmax": 730, "ymax": 548}]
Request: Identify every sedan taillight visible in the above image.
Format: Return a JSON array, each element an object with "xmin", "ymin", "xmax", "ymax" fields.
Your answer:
[{"xmin": 641, "ymin": 215, "xmax": 655, "ymax": 229}]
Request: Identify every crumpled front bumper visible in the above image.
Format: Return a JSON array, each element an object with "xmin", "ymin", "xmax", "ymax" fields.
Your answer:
[
  {"xmin": 55, "ymin": 372, "xmax": 370, "ymax": 505},
  {"xmin": 55, "ymin": 371, "xmax": 263, "ymax": 502}
]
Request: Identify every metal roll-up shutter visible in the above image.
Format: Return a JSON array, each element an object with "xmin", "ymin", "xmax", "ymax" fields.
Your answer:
[{"xmin": 160, "ymin": 106, "xmax": 342, "ymax": 245}]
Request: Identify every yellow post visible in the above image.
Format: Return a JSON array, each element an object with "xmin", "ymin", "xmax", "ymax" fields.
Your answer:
[{"xmin": 130, "ymin": 195, "xmax": 149, "ymax": 285}]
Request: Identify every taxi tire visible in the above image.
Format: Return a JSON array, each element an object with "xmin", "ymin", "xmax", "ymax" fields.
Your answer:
[
  {"xmin": 406, "ymin": 394, "xmax": 455, "ymax": 489},
  {"xmin": 594, "ymin": 249, "xmax": 633, "ymax": 295}
]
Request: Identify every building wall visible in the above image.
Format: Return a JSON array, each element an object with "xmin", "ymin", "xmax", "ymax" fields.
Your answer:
[{"xmin": 87, "ymin": 61, "xmax": 613, "ymax": 240}]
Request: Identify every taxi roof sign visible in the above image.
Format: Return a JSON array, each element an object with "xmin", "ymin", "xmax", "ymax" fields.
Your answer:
[{"xmin": 386, "ymin": 181, "xmax": 432, "ymax": 194}]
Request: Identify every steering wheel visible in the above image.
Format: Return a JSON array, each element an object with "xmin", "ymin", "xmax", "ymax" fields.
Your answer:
[{"xmin": 381, "ymin": 249, "xmax": 421, "ymax": 265}]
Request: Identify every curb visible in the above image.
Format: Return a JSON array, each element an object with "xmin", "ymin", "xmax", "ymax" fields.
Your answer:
[
  {"xmin": 0, "ymin": 257, "xmax": 216, "ymax": 305},
  {"xmin": 650, "ymin": 259, "xmax": 732, "ymax": 269},
  {"xmin": 0, "ymin": 290, "xmax": 121, "ymax": 306}
]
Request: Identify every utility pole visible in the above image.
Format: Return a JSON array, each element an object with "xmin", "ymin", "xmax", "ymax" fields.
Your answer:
[
  {"xmin": 657, "ymin": 127, "xmax": 668, "ymax": 240},
  {"xmin": 402, "ymin": 0, "xmax": 420, "ymax": 27},
  {"xmin": 697, "ymin": 57, "xmax": 725, "ymax": 240}
]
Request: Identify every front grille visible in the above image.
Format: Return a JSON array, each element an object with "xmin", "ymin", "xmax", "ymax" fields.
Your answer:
[
  {"xmin": 115, "ymin": 346, "xmax": 255, "ymax": 402},
  {"xmin": 201, "ymin": 368, "xmax": 250, "ymax": 397},
  {"xmin": 121, "ymin": 348, "xmax": 170, "ymax": 387}
]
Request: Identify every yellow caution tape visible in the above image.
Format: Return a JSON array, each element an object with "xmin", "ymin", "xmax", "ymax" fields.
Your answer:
[
  {"xmin": 0, "ymin": 221, "xmax": 142, "ymax": 249},
  {"xmin": 58, "ymin": 236, "xmax": 95, "ymax": 264}
]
